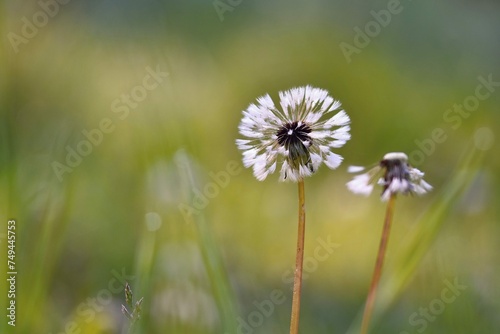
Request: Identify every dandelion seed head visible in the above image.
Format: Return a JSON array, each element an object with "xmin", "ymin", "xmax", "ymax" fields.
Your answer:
[
  {"xmin": 347, "ymin": 152, "xmax": 432, "ymax": 201},
  {"xmin": 382, "ymin": 152, "xmax": 408, "ymax": 162},
  {"xmin": 236, "ymin": 86, "xmax": 350, "ymax": 182}
]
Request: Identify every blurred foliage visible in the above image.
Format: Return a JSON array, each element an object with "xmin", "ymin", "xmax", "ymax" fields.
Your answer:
[{"xmin": 1, "ymin": 0, "xmax": 500, "ymax": 333}]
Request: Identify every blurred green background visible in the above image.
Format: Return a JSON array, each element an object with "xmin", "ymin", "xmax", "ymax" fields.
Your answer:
[{"xmin": 1, "ymin": 0, "xmax": 500, "ymax": 333}]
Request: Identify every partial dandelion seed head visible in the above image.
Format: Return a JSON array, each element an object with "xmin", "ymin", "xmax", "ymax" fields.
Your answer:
[
  {"xmin": 382, "ymin": 152, "xmax": 408, "ymax": 162},
  {"xmin": 236, "ymin": 86, "xmax": 351, "ymax": 182},
  {"xmin": 346, "ymin": 152, "xmax": 432, "ymax": 201}
]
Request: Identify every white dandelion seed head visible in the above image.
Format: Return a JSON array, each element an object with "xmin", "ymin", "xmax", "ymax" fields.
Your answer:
[
  {"xmin": 236, "ymin": 86, "xmax": 351, "ymax": 182},
  {"xmin": 346, "ymin": 152, "xmax": 432, "ymax": 201},
  {"xmin": 346, "ymin": 173, "xmax": 374, "ymax": 196}
]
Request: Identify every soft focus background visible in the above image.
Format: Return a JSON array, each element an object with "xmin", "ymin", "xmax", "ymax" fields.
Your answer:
[{"xmin": 1, "ymin": 1, "xmax": 500, "ymax": 333}]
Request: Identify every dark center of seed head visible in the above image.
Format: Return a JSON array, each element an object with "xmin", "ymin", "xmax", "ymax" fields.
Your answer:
[
  {"xmin": 276, "ymin": 122, "xmax": 313, "ymax": 172},
  {"xmin": 381, "ymin": 159, "xmax": 410, "ymax": 183},
  {"xmin": 276, "ymin": 121, "xmax": 312, "ymax": 148}
]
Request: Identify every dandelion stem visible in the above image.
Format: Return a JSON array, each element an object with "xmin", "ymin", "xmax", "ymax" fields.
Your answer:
[
  {"xmin": 360, "ymin": 193, "xmax": 396, "ymax": 334},
  {"xmin": 290, "ymin": 180, "xmax": 306, "ymax": 334}
]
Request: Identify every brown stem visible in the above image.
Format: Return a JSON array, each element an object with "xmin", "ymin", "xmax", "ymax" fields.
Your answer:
[
  {"xmin": 289, "ymin": 180, "xmax": 306, "ymax": 334},
  {"xmin": 360, "ymin": 194, "xmax": 396, "ymax": 334}
]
